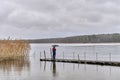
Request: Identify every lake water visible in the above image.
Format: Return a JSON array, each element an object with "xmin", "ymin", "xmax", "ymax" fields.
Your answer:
[{"xmin": 1, "ymin": 43, "xmax": 120, "ymax": 80}]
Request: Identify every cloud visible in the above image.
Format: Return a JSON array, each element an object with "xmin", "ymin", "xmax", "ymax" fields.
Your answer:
[{"xmin": 0, "ymin": 0, "xmax": 120, "ymax": 38}]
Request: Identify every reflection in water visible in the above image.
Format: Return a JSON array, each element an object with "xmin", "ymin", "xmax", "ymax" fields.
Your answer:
[
  {"xmin": 56, "ymin": 62, "xmax": 112, "ymax": 76},
  {"xmin": 52, "ymin": 62, "xmax": 56, "ymax": 77},
  {"xmin": 42, "ymin": 61, "xmax": 57, "ymax": 77},
  {"xmin": 109, "ymin": 66, "xmax": 111, "ymax": 76},
  {"xmin": 40, "ymin": 61, "xmax": 115, "ymax": 80},
  {"xmin": 0, "ymin": 57, "xmax": 30, "ymax": 74},
  {"xmin": 44, "ymin": 61, "xmax": 46, "ymax": 72},
  {"xmin": 63, "ymin": 63, "xmax": 65, "ymax": 70}
]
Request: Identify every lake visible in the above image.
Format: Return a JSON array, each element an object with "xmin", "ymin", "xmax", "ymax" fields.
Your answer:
[{"xmin": 1, "ymin": 43, "xmax": 120, "ymax": 80}]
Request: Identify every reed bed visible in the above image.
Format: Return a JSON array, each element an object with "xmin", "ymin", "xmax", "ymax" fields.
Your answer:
[{"xmin": 0, "ymin": 39, "xmax": 30, "ymax": 61}]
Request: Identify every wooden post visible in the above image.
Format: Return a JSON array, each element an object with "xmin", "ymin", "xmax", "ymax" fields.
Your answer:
[
  {"xmin": 50, "ymin": 48, "xmax": 52, "ymax": 58},
  {"xmin": 63, "ymin": 52, "xmax": 64, "ymax": 59},
  {"xmin": 96, "ymin": 53, "xmax": 98, "ymax": 61},
  {"xmin": 34, "ymin": 52, "xmax": 35, "ymax": 56},
  {"xmin": 78, "ymin": 54, "xmax": 80, "ymax": 69},
  {"xmin": 44, "ymin": 50, "xmax": 46, "ymax": 59},
  {"xmin": 73, "ymin": 52, "xmax": 75, "ymax": 59},
  {"xmin": 40, "ymin": 52, "xmax": 41, "ymax": 59},
  {"xmin": 78, "ymin": 54, "xmax": 80, "ymax": 61},
  {"xmin": 109, "ymin": 53, "xmax": 111, "ymax": 61},
  {"xmin": 84, "ymin": 52, "xmax": 86, "ymax": 60}
]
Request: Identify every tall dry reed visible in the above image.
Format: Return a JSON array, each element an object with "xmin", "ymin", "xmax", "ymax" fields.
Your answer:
[{"xmin": 0, "ymin": 39, "xmax": 30, "ymax": 61}]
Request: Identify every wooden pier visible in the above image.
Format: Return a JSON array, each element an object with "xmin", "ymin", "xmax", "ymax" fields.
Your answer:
[{"xmin": 40, "ymin": 58, "xmax": 120, "ymax": 67}]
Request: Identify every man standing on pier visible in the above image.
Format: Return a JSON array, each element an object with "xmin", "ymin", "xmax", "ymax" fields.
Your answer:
[{"xmin": 52, "ymin": 46, "xmax": 56, "ymax": 60}]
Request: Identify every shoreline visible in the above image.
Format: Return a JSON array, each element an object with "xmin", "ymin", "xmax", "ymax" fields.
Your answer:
[{"xmin": 30, "ymin": 43, "xmax": 120, "ymax": 46}]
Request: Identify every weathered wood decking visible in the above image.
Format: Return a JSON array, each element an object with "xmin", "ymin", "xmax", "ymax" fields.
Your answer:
[{"xmin": 40, "ymin": 58, "xmax": 120, "ymax": 67}]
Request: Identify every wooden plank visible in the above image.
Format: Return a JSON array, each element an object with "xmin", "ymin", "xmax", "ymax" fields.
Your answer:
[{"xmin": 40, "ymin": 58, "xmax": 120, "ymax": 67}]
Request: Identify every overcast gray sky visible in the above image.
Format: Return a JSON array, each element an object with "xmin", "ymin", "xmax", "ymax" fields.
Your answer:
[{"xmin": 0, "ymin": 0, "xmax": 120, "ymax": 39}]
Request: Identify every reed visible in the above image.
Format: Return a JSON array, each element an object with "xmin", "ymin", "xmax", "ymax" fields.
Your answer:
[{"xmin": 0, "ymin": 39, "xmax": 30, "ymax": 61}]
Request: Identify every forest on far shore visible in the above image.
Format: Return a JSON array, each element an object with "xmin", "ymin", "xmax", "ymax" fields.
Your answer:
[{"xmin": 27, "ymin": 33, "xmax": 120, "ymax": 43}]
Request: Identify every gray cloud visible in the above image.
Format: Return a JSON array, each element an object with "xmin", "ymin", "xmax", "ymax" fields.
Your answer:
[{"xmin": 0, "ymin": 0, "xmax": 120, "ymax": 39}]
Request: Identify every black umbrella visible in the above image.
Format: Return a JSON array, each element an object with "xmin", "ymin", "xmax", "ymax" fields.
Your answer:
[{"xmin": 52, "ymin": 45, "xmax": 59, "ymax": 47}]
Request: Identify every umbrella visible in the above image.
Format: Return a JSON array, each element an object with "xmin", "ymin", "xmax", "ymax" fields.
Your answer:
[{"xmin": 52, "ymin": 45, "xmax": 59, "ymax": 47}]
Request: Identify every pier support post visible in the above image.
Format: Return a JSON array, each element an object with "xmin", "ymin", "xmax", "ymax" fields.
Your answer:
[
  {"xmin": 96, "ymin": 53, "xmax": 98, "ymax": 61},
  {"xmin": 84, "ymin": 52, "xmax": 86, "ymax": 60},
  {"xmin": 50, "ymin": 48, "xmax": 52, "ymax": 58},
  {"xmin": 109, "ymin": 53, "xmax": 111, "ymax": 61},
  {"xmin": 40, "ymin": 52, "xmax": 41, "ymax": 59},
  {"xmin": 73, "ymin": 52, "xmax": 75, "ymax": 59},
  {"xmin": 78, "ymin": 54, "xmax": 80, "ymax": 61},
  {"xmin": 63, "ymin": 52, "xmax": 64, "ymax": 59},
  {"xmin": 44, "ymin": 50, "xmax": 46, "ymax": 59},
  {"xmin": 34, "ymin": 52, "xmax": 36, "ymax": 56}
]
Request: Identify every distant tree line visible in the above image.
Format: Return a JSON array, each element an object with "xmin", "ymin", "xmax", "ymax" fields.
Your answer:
[{"xmin": 28, "ymin": 33, "xmax": 120, "ymax": 43}]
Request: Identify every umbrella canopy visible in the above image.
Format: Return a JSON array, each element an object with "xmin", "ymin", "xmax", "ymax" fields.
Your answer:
[{"xmin": 52, "ymin": 45, "xmax": 59, "ymax": 47}]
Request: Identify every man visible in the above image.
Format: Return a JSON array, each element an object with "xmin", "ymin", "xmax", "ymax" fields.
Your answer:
[{"xmin": 52, "ymin": 46, "xmax": 56, "ymax": 59}]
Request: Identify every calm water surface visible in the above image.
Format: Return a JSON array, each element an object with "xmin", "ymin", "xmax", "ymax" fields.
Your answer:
[{"xmin": 1, "ymin": 43, "xmax": 120, "ymax": 80}]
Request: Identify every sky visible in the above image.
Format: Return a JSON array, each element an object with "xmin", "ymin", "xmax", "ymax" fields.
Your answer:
[{"xmin": 0, "ymin": 0, "xmax": 120, "ymax": 39}]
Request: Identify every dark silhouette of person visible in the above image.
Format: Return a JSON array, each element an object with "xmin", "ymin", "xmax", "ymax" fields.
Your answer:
[{"xmin": 52, "ymin": 46, "xmax": 56, "ymax": 59}]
